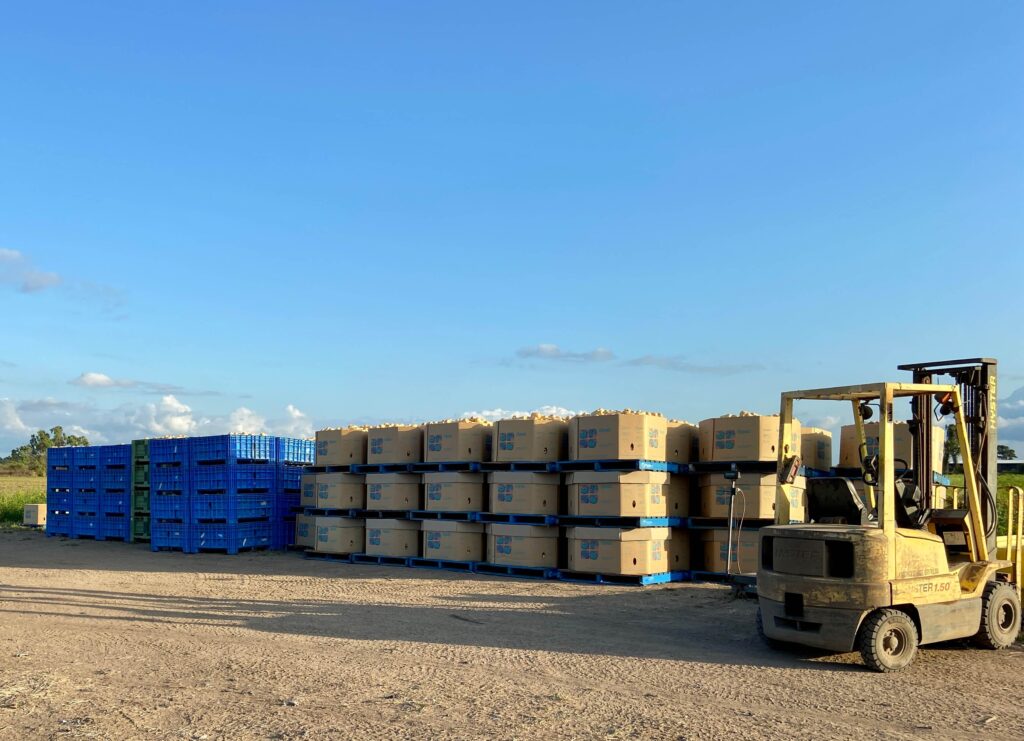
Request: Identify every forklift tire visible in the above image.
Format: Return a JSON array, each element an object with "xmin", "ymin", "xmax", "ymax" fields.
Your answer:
[
  {"xmin": 756, "ymin": 608, "xmax": 784, "ymax": 650},
  {"xmin": 973, "ymin": 582, "xmax": 1021, "ymax": 650},
  {"xmin": 858, "ymin": 608, "xmax": 919, "ymax": 673}
]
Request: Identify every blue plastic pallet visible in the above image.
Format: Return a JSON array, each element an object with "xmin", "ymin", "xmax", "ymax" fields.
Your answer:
[
  {"xmin": 410, "ymin": 461, "xmax": 482, "ymax": 473},
  {"xmin": 351, "ymin": 553, "xmax": 413, "ymax": 567},
  {"xmin": 478, "ymin": 461, "xmax": 558, "ymax": 473},
  {"xmin": 556, "ymin": 570, "xmax": 688, "ymax": 586},
  {"xmin": 191, "ymin": 434, "xmax": 275, "ymax": 465},
  {"xmin": 410, "ymin": 510, "xmax": 477, "ymax": 522},
  {"xmin": 97, "ymin": 514, "xmax": 131, "ymax": 541},
  {"xmin": 278, "ymin": 437, "xmax": 315, "ymax": 465},
  {"xmin": 556, "ymin": 515, "xmax": 683, "ymax": 528},
  {"xmin": 303, "ymin": 551, "xmax": 354, "ymax": 563},
  {"xmin": 192, "ymin": 522, "xmax": 273, "ymax": 553},
  {"xmin": 99, "ymin": 490, "xmax": 132, "ymax": 515},
  {"xmin": 554, "ymin": 459, "xmax": 681, "ymax": 474},
  {"xmin": 350, "ymin": 463, "xmax": 413, "ymax": 474},
  {"xmin": 409, "ymin": 557, "xmax": 476, "ymax": 573},
  {"xmin": 302, "ymin": 507, "xmax": 359, "ymax": 518},
  {"xmin": 71, "ymin": 513, "xmax": 98, "ymax": 538},
  {"xmin": 304, "ymin": 464, "xmax": 354, "ymax": 474},
  {"xmin": 473, "ymin": 562, "xmax": 557, "ymax": 580},
  {"xmin": 356, "ymin": 509, "xmax": 413, "ymax": 520},
  {"xmin": 192, "ymin": 463, "xmax": 276, "ymax": 492},
  {"xmin": 475, "ymin": 512, "xmax": 558, "ymax": 526},
  {"xmin": 191, "ymin": 492, "xmax": 274, "ymax": 522}
]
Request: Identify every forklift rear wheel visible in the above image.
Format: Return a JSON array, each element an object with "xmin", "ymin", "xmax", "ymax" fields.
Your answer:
[
  {"xmin": 858, "ymin": 608, "xmax": 918, "ymax": 672},
  {"xmin": 973, "ymin": 582, "xmax": 1021, "ymax": 650}
]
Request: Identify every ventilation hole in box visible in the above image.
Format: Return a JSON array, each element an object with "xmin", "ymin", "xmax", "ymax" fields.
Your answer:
[
  {"xmin": 630, "ymin": 443, "xmax": 635, "ymax": 451},
  {"xmin": 632, "ymin": 558, "xmax": 637, "ymax": 565},
  {"xmin": 632, "ymin": 500, "xmax": 637, "ymax": 508}
]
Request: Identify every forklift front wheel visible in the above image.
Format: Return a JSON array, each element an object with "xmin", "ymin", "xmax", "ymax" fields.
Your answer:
[
  {"xmin": 973, "ymin": 582, "xmax": 1021, "ymax": 650},
  {"xmin": 858, "ymin": 608, "xmax": 919, "ymax": 673}
]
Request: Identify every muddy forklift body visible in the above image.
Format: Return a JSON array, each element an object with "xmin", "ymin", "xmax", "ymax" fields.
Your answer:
[{"xmin": 757, "ymin": 364, "xmax": 1021, "ymax": 671}]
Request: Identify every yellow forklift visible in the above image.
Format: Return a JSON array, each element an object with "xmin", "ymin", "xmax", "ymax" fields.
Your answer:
[{"xmin": 757, "ymin": 358, "xmax": 1022, "ymax": 671}]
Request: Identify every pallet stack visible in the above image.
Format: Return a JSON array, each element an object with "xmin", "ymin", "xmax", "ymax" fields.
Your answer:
[
  {"xmin": 130, "ymin": 439, "xmax": 151, "ymax": 542},
  {"xmin": 97, "ymin": 444, "xmax": 132, "ymax": 541},
  {"xmin": 44, "ymin": 447, "xmax": 74, "ymax": 536},
  {"xmin": 71, "ymin": 446, "xmax": 100, "ymax": 538},
  {"xmin": 274, "ymin": 437, "xmax": 315, "ymax": 548}
]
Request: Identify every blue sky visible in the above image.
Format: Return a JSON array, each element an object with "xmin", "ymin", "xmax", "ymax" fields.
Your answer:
[{"xmin": 1, "ymin": 2, "xmax": 1023, "ymax": 454}]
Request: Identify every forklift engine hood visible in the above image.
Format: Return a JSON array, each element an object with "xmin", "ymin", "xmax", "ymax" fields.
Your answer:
[{"xmin": 757, "ymin": 524, "xmax": 893, "ymax": 609}]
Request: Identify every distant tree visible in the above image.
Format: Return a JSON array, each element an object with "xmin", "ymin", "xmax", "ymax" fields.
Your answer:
[
  {"xmin": 2, "ymin": 426, "xmax": 89, "ymax": 475},
  {"xmin": 943, "ymin": 424, "xmax": 960, "ymax": 473},
  {"xmin": 997, "ymin": 444, "xmax": 1018, "ymax": 460}
]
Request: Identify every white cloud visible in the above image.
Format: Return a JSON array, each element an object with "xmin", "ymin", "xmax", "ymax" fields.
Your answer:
[
  {"xmin": 516, "ymin": 344, "xmax": 615, "ymax": 363},
  {"xmin": 0, "ymin": 399, "xmax": 29, "ymax": 434},
  {"xmin": 461, "ymin": 405, "xmax": 581, "ymax": 422},
  {"xmin": 0, "ymin": 248, "xmax": 63, "ymax": 293},
  {"xmin": 0, "ymin": 248, "xmax": 23, "ymax": 262},
  {"xmin": 69, "ymin": 371, "xmax": 221, "ymax": 396},
  {"xmin": 271, "ymin": 404, "xmax": 314, "ymax": 437},
  {"xmin": 228, "ymin": 407, "xmax": 266, "ymax": 433},
  {"xmin": 71, "ymin": 372, "xmax": 130, "ymax": 388}
]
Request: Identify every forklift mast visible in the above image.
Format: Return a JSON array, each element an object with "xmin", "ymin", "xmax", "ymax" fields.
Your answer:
[{"xmin": 898, "ymin": 358, "xmax": 998, "ymax": 552}]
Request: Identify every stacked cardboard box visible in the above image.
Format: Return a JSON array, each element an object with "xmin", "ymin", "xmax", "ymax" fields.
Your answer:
[
  {"xmin": 425, "ymin": 420, "xmax": 492, "ymax": 462},
  {"xmin": 837, "ymin": 422, "xmax": 944, "ymax": 474}
]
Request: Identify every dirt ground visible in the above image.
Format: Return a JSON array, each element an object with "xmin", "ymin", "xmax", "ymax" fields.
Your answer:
[{"xmin": 1, "ymin": 530, "xmax": 1023, "ymax": 740}]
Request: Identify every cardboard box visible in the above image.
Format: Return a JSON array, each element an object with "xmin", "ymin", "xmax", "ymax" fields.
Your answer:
[
  {"xmin": 566, "ymin": 526, "xmax": 673, "ymax": 575},
  {"xmin": 493, "ymin": 417, "xmax": 567, "ymax": 462},
  {"xmin": 701, "ymin": 528, "xmax": 760, "ymax": 573},
  {"xmin": 423, "ymin": 472, "xmax": 486, "ymax": 512},
  {"xmin": 317, "ymin": 472, "xmax": 366, "ymax": 510},
  {"xmin": 315, "ymin": 516, "xmax": 364, "ymax": 555},
  {"xmin": 566, "ymin": 471, "xmax": 688, "ymax": 517},
  {"xmin": 668, "ymin": 530, "xmax": 690, "ymax": 571},
  {"xmin": 315, "ymin": 428, "xmax": 367, "ymax": 466},
  {"xmin": 424, "ymin": 420, "xmax": 492, "ymax": 462},
  {"xmin": 301, "ymin": 473, "xmax": 319, "ymax": 509},
  {"xmin": 367, "ymin": 425, "xmax": 423, "ymax": 465},
  {"xmin": 488, "ymin": 472, "xmax": 560, "ymax": 515},
  {"xmin": 698, "ymin": 414, "xmax": 802, "ymax": 462},
  {"xmin": 837, "ymin": 422, "xmax": 944, "ymax": 473},
  {"xmin": 800, "ymin": 427, "xmax": 833, "ymax": 470},
  {"xmin": 365, "ymin": 518, "xmax": 420, "ymax": 558},
  {"xmin": 666, "ymin": 421, "xmax": 698, "ymax": 463},
  {"xmin": 23, "ymin": 503, "xmax": 46, "ymax": 527},
  {"xmin": 698, "ymin": 473, "xmax": 805, "ymax": 519},
  {"xmin": 295, "ymin": 513, "xmax": 317, "ymax": 549},
  {"xmin": 421, "ymin": 521, "xmax": 484, "ymax": 561},
  {"xmin": 366, "ymin": 473, "xmax": 421, "ymax": 510},
  {"xmin": 568, "ymin": 412, "xmax": 669, "ymax": 461},
  {"xmin": 486, "ymin": 524, "xmax": 559, "ymax": 568}
]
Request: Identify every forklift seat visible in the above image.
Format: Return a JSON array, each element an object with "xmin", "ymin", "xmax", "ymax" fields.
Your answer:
[
  {"xmin": 894, "ymin": 480, "xmax": 931, "ymax": 529},
  {"xmin": 806, "ymin": 478, "xmax": 872, "ymax": 525}
]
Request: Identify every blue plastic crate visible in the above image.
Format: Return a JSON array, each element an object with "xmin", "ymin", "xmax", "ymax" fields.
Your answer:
[
  {"xmin": 276, "ymin": 490, "xmax": 300, "ymax": 514},
  {"xmin": 273, "ymin": 518, "xmax": 296, "ymax": 549},
  {"xmin": 277, "ymin": 437, "xmax": 315, "ymax": 465},
  {"xmin": 46, "ymin": 511, "xmax": 72, "ymax": 536},
  {"xmin": 151, "ymin": 520, "xmax": 192, "ymax": 551},
  {"xmin": 72, "ymin": 513, "xmax": 98, "ymax": 537},
  {"xmin": 191, "ymin": 492, "xmax": 273, "ymax": 522},
  {"xmin": 100, "ymin": 489, "xmax": 131, "ymax": 514},
  {"xmin": 47, "ymin": 488, "xmax": 73, "ymax": 509},
  {"xmin": 101, "ymin": 468, "xmax": 131, "ymax": 488},
  {"xmin": 73, "ymin": 468, "xmax": 101, "ymax": 488},
  {"xmin": 151, "ymin": 464, "xmax": 190, "ymax": 493},
  {"xmin": 192, "ymin": 521, "xmax": 273, "ymax": 553},
  {"xmin": 47, "ymin": 447, "xmax": 74, "ymax": 468},
  {"xmin": 47, "ymin": 468, "xmax": 73, "ymax": 489},
  {"xmin": 192, "ymin": 463, "xmax": 276, "ymax": 492},
  {"xmin": 99, "ymin": 444, "xmax": 131, "ymax": 469},
  {"xmin": 150, "ymin": 438, "xmax": 191, "ymax": 466},
  {"xmin": 98, "ymin": 514, "xmax": 130, "ymax": 540},
  {"xmin": 191, "ymin": 434, "xmax": 275, "ymax": 464},
  {"xmin": 276, "ymin": 463, "xmax": 304, "ymax": 491},
  {"xmin": 73, "ymin": 491, "xmax": 98, "ymax": 513},
  {"xmin": 151, "ymin": 490, "xmax": 190, "ymax": 520},
  {"xmin": 73, "ymin": 446, "xmax": 99, "ymax": 468}
]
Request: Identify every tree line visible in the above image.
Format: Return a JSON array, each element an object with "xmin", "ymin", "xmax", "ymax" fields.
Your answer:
[{"xmin": 1, "ymin": 427, "xmax": 90, "ymax": 475}]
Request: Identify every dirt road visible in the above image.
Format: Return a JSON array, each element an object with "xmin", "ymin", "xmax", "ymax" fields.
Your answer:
[{"xmin": 1, "ymin": 530, "xmax": 1022, "ymax": 740}]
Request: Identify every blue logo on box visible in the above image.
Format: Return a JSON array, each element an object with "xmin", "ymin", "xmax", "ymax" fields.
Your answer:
[
  {"xmin": 497, "ymin": 483, "xmax": 514, "ymax": 502},
  {"xmin": 581, "ymin": 539, "xmax": 599, "ymax": 560},
  {"xmin": 427, "ymin": 484, "xmax": 442, "ymax": 501},
  {"xmin": 498, "ymin": 432, "xmax": 515, "ymax": 452},
  {"xmin": 578, "ymin": 428, "xmax": 598, "ymax": 449},
  {"xmin": 496, "ymin": 535, "xmax": 512, "ymax": 555},
  {"xmin": 369, "ymin": 529, "xmax": 381, "ymax": 546},
  {"xmin": 370, "ymin": 438, "xmax": 384, "ymax": 454},
  {"xmin": 579, "ymin": 484, "xmax": 599, "ymax": 505},
  {"xmin": 427, "ymin": 532, "xmax": 441, "ymax": 549},
  {"xmin": 428, "ymin": 434, "xmax": 442, "ymax": 452},
  {"xmin": 369, "ymin": 484, "xmax": 382, "ymax": 501}
]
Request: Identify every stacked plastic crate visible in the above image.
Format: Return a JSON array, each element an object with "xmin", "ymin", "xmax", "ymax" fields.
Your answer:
[
  {"xmin": 130, "ymin": 439, "xmax": 151, "ymax": 542},
  {"xmin": 189, "ymin": 434, "xmax": 276, "ymax": 554},
  {"xmin": 45, "ymin": 447, "xmax": 74, "ymax": 536},
  {"xmin": 97, "ymin": 444, "xmax": 132, "ymax": 541},
  {"xmin": 275, "ymin": 437, "xmax": 315, "ymax": 548},
  {"xmin": 149, "ymin": 438, "xmax": 192, "ymax": 551},
  {"xmin": 71, "ymin": 446, "xmax": 100, "ymax": 537}
]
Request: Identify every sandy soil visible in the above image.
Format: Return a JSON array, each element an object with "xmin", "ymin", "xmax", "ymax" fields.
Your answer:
[{"xmin": 1, "ymin": 530, "xmax": 1022, "ymax": 740}]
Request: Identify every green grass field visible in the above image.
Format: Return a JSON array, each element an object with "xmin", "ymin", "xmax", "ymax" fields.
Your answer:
[
  {"xmin": 944, "ymin": 472, "xmax": 1024, "ymax": 536},
  {"xmin": 0, "ymin": 475, "xmax": 46, "ymax": 525}
]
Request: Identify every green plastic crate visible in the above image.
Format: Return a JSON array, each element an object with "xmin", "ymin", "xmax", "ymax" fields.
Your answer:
[
  {"xmin": 133, "ymin": 464, "xmax": 150, "ymax": 487},
  {"xmin": 131, "ymin": 438, "xmax": 150, "ymax": 462},
  {"xmin": 132, "ymin": 486, "xmax": 150, "ymax": 513},
  {"xmin": 131, "ymin": 514, "xmax": 150, "ymax": 542}
]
